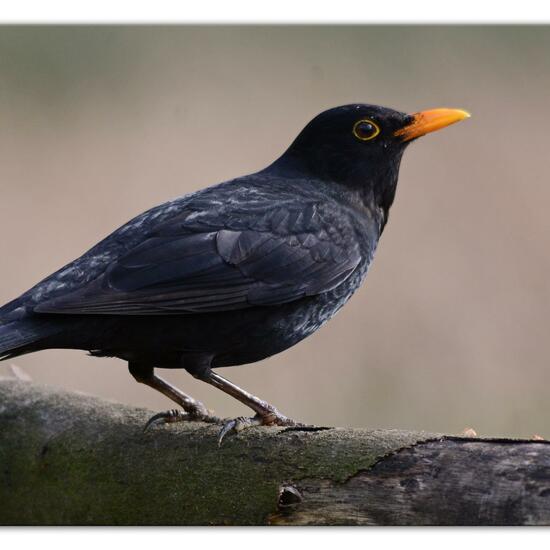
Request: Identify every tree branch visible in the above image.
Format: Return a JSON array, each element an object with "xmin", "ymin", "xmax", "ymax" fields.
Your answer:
[{"xmin": 1, "ymin": 379, "xmax": 549, "ymax": 525}]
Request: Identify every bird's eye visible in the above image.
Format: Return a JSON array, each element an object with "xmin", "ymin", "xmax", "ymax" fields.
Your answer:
[{"xmin": 353, "ymin": 119, "xmax": 381, "ymax": 141}]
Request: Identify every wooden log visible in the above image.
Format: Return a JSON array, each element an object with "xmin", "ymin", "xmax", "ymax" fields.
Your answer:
[{"xmin": 1, "ymin": 378, "xmax": 549, "ymax": 525}]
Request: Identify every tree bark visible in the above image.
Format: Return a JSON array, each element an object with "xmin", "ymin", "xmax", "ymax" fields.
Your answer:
[{"xmin": 1, "ymin": 378, "xmax": 549, "ymax": 525}]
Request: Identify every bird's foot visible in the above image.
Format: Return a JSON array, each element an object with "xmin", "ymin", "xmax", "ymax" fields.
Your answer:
[
  {"xmin": 218, "ymin": 410, "xmax": 302, "ymax": 446},
  {"xmin": 143, "ymin": 408, "xmax": 221, "ymax": 432}
]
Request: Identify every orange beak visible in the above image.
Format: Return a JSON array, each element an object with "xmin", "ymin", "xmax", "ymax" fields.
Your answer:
[{"xmin": 395, "ymin": 108, "xmax": 471, "ymax": 142}]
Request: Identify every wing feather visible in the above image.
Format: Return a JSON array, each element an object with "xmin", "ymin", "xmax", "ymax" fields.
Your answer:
[{"xmin": 35, "ymin": 206, "xmax": 363, "ymax": 316}]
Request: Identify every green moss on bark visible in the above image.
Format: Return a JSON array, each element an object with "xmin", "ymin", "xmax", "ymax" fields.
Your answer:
[{"xmin": 0, "ymin": 380, "xmax": 435, "ymax": 525}]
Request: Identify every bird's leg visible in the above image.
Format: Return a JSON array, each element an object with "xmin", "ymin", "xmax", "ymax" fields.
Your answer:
[
  {"xmin": 198, "ymin": 370, "xmax": 304, "ymax": 445},
  {"xmin": 128, "ymin": 362, "xmax": 221, "ymax": 431}
]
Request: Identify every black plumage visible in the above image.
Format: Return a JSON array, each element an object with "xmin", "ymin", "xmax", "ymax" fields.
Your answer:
[{"xmin": 0, "ymin": 104, "xmax": 469, "ymax": 440}]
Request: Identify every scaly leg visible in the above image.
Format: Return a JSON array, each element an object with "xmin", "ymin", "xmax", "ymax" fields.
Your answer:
[
  {"xmin": 129, "ymin": 362, "xmax": 221, "ymax": 430},
  {"xmin": 198, "ymin": 370, "xmax": 303, "ymax": 445}
]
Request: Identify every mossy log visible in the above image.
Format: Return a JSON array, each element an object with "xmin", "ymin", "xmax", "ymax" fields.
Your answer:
[{"xmin": 1, "ymin": 378, "xmax": 550, "ymax": 525}]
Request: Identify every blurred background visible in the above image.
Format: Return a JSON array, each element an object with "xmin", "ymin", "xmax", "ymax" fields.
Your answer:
[{"xmin": 0, "ymin": 26, "xmax": 549, "ymax": 438}]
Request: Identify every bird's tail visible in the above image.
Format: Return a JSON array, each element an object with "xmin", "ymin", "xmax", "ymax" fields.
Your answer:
[{"xmin": 0, "ymin": 317, "xmax": 59, "ymax": 361}]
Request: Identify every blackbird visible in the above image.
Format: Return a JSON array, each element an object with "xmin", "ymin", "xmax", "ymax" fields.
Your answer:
[{"xmin": 0, "ymin": 104, "xmax": 469, "ymax": 442}]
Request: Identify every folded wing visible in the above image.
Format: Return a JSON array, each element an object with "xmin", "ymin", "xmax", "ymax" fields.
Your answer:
[{"xmin": 35, "ymin": 206, "xmax": 362, "ymax": 315}]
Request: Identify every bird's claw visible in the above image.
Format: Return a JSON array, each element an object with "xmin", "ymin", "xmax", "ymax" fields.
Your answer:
[
  {"xmin": 144, "ymin": 406, "xmax": 303, "ymax": 446},
  {"xmin": 143, "ymin": 408, "xmax": 221, "ymax": 432},
  {"xmin": 143, "ymin": 409, "xmax": 188, "ymax": 432},
  {"xmin": 217, "ymin": 415, "xmax": 262, "ymax": 446},
  {"xmin": 217, "ymin": 412, "xmax": 301, "ymax": 446}
]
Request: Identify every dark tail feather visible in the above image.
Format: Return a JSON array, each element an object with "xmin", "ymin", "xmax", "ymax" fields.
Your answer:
[{"xmin": 0, "ymin": 318, "xmax": 59, "ymax": 360}]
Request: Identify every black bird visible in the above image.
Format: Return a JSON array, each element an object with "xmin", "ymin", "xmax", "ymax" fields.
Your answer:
[{"xmin": 0, "ymin": 104, "xmax": 469, "ymax": 442}]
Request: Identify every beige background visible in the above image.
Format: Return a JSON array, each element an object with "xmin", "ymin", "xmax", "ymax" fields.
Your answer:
[{"xmin": 1, "ymin": 26, "xmax": 549, "ymax": 437}]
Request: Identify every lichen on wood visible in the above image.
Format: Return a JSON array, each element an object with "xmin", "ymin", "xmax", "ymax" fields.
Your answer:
[{"xmin": 1, "ymin": 379, "xmax": 549, "ymax": 525}]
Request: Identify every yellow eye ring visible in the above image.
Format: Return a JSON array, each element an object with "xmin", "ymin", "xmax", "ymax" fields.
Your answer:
[{"xmin": 353, "ymin": 119, "xmax": 381, "ymax": 141}]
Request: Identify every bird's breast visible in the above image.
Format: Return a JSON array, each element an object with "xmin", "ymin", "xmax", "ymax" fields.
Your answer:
[{"xmin": 295, "ymin": 250, "xmax": 374, "ymax": 339}]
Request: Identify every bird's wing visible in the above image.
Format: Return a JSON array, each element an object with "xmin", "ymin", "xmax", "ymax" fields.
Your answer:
[{"xmin": 34, "ymin": 202, "xmax": 363, "ymax": 315}]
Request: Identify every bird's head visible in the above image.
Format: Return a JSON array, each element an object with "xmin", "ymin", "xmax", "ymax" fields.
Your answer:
[{"xmin": 271, "ymin": 103, "xmax": 470, "ymax": 217}]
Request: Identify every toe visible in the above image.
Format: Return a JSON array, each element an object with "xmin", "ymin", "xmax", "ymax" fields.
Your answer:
[
  {"xmin": 217, "ymin": 415, "xmax": 264, "ymax": 446},
  {"xmin": 144, "ymin": 408, "xmax": 223, "ymax": 432},
  {"xmin": 143, "ymin": 409, "xmax": 188, "ymax": 432}
]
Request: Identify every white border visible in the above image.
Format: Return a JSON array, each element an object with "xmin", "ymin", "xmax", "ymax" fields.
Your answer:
[
  {"xmin": 3, "ymin": 528, "xmax": 550, "ymax": 549},
  {"xmin": 2, "ymin": 4, "xmax": 550, "ymax": 542},
  {"xmin": 1, "ymin": 0, "xmax": 550, "ymax": 23}
]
